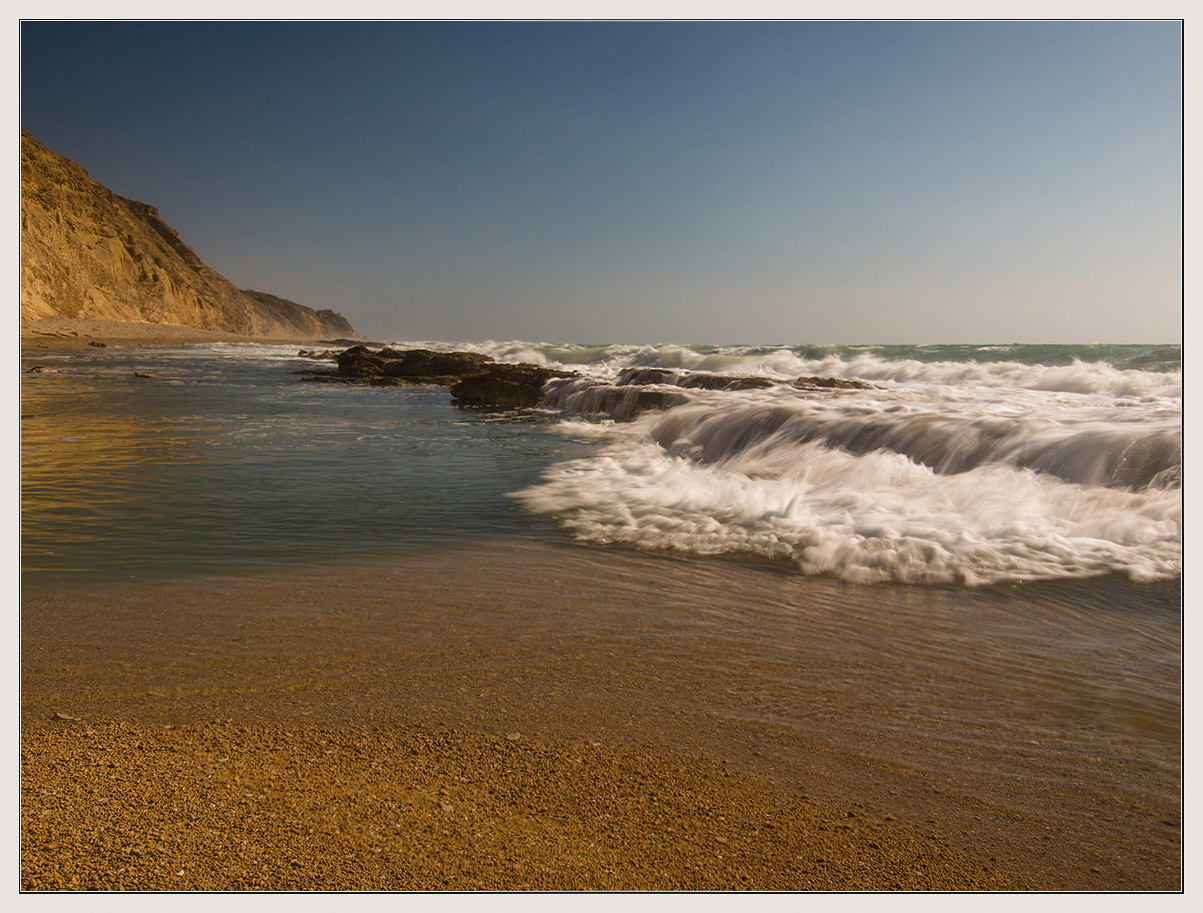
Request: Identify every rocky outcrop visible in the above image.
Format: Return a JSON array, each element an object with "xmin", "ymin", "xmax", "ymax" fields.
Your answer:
[
  {"xmin": 20, "ymin": 130, "xmax": 354, "ymax": 339},
  {"xmin": 791, "ymin": 376, "xmax": 873, "ymax": 390},
  {"xmin": 540, "ymin": 369, "xmax": 873, "ymax": 420},
  {"xmin": 311, "ymin": 345, "xmax": 576, "ymax": 406},
  {"xmin": 449, "ymin": 364, "xmax": 572, "ymax": 407},
  {"xmin": 615, "ymin": 366, "xmax": 870, "ymax": 392},
  {"xmin": 313, "ymin": 345, "xmax": 871, "ymax": 412},
  {"xmin": 615, "ymin": 367, "xmax": 776, "ymax": 391},
  {"xmin": 330, "ymin": 346, "xmax": 497, "ymax": 385}
]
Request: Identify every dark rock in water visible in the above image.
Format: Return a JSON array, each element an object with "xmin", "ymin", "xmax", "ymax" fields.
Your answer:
[
  {"xmin": 336, "ymin": 345, "xmax": 385, "ymax": 378},
  {"xmin": 323, "ymin": 344, "xmax": 576, "ymax": 407},
  {"xmin": 792, "ymin": 376, "xmax": 873, "ymax": 390},
  {"xmin": 615, "ymin": 366, "xmax": 777, "ymax": 391},
  {"xmin": 451, "ymin": 363, "xmax": 574, "ymax": 407},
  {"xmin": 539, "ymin": 377, "xmax": 688, "ymax": 419},
  {"xmin": 334, "ymin": 346, "xmax": 495, "ymax": 383},
  {"xmin": 451, "ymin": 376, "xmax": 542, "ymax": 407},
  {"xmin": 615, "ymin": 367, "xmax": 681, "ymax": 386},
  {"xmin": 613, "ymin": 365, "xmax": 870, "ymax": 393},
  {"xmin": 382, "ymin": 349, "xmax": 494, "ymax": 378},
  {"xmin": 628, "ymin": 389, "xmax": 679, "ymax": 413},
  {"xmin": 678, "ymin": 374, "xmax": 776, "ymax": 391}
]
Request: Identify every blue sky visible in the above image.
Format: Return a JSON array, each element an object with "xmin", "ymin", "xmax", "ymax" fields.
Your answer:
[{"xmin": 20, "ymin": 21, "xmax": 1182, "ymax": 343}]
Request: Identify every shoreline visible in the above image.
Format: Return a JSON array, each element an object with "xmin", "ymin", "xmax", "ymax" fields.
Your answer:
[
  {"xmin": 21, "ymin": 540, "xmax": 1181, "ymax": 891},
  {"xmin": 20, "ymin": 317, "xmax": 354, "ymax": 353},
  {"xmin": 19, "ymin": 336, "xmax": 1181, "ymax": 891}
]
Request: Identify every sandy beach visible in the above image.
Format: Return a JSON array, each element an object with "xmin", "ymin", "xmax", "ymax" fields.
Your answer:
[
  {"xmin": 22, "ymin": 721, "xmax": 1019, "ymax": 892},
  {"xmin": 21, "ymin": 538, "xmax": 1180, "ymax": 892},
  {"xmin": 20, "ymin": 558, "xmax": 1019, "ymax": 892}
]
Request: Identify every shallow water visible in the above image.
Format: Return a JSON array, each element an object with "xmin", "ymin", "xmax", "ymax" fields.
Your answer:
[
  {"xmin": 21, "ymin": 339, "xmax": 1181, "ymax": 590},
  {"xmin": 20, "ymin": 344, "xmax": 590, "ymax": 586}
]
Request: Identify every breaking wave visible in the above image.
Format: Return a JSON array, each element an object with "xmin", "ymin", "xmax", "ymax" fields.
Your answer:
[
  {"xmin": 505, "ymin": 341, "xmax": 1181, "ymax": 585},
  {"xmin": 383, "ymin": 339, "xmax": 1181, "ymax": 399}
]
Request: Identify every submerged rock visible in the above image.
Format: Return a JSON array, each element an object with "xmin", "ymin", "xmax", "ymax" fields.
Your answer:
[
  {"xmin": 615, "ymin": 366, "xmax": 861, "ymax": 392},
  {"xmin": 791, "ymin": 376, "xmax": 873, "ymax": 390},
  {"xmin": 615, "ymin": 367, "xmax": 775, "ymax": 389},
  {"xmin": 451, "ymin": 363, "xmax": 574, "ymax": 407},
  {"xmin": 539, "ymin": 377, "xmax": 690, "ymax": 420},
  {"xmin": 678, "ymin": 374, "xmax": 776, "ymax": 391}
]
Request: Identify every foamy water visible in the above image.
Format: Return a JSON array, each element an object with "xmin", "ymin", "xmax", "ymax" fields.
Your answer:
[
  {"xmin": 445, "ymin": 340, "xmax": 1185, "ymax": 586},
  {"xmin": 22, "ymin": 339, "xmax": 1180, "ymax": 589}
]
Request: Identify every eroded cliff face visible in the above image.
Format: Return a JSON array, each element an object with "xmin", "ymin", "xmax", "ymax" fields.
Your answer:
[{"xmin": 20, "ymin": 130, "xmax": 355, "ymax": 339}]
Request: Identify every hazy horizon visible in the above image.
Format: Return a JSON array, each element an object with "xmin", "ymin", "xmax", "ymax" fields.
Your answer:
[{"xmin": 20, "ymin": 21, "xmax": 1182, "ymax": 345}]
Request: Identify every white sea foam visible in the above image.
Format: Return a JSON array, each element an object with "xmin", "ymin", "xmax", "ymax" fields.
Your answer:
[
  {"xmin": 382, "ymin": 338, "xmax": 554, "ymax": 366},
  {"xmin": 512, "ymin": 434, "xmax": 1181, "ymax": 586},
  {"xmin": 379, "ymin": 340, "xmax": 1181, "ymax": 398},
  {"xmin": 512, "ymin": 342, "xmax": 1180, "ymax": 585},
  {"xmin": 644, "ymin": 394, "xmax": 1181, "ymax": 490},
  {"xmin": 359, "ymin": 339, "xmax": 1180, "ymax": 584}
]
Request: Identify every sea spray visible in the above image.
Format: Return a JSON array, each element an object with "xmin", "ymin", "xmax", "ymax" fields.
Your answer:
[
  {"xmin": 508, "ymin": 342, "xmax": 1180, "ymax": 585},
  {"xmin": 512, "ymin": 432, "xmax": 1180, "ymax": 585},
  {"xmin": 383, "ymin": 339, "xmax": 1179, "ymax": 384},
  {"xmin": 644, "ymin": 395, "xmax": 1181, "ymax": 489}
]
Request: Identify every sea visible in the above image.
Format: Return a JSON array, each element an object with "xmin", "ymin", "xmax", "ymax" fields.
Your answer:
[
  {"xmin": 19, "ymin": 338, "xmax": 1183, "ymax": 886},
  {"xmin": 21, "ymin": 340, "xmax": 1182, "ymax": 590}
]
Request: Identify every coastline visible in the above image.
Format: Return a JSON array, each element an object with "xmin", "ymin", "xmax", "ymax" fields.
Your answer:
[
  {"xmin": 19, "ymin": 333, "xmax": 1181, "ymax": 891},
  {"xmin": 19, "ymin": 317, "xmax": 350, "ymax": 353},
  {"xmin": 21, "ymin": 540, "xmax": 1180, "ymax": 891}
]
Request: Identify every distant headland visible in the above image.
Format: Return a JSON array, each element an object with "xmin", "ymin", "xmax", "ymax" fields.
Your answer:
[{"xmin": 20, "ymin": 129, "xmax": 355, "ymax": 345}]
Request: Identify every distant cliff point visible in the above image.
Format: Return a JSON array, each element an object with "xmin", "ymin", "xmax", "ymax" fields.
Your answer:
[{"xmin": 20, "ymin": 130, "xmax": 355, "ymax": 339}]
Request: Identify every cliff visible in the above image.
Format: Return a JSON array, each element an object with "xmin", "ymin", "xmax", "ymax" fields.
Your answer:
[
  {"xmin": 20, "ymin": 130, "xmax": 355, "ymax": 339},
  {"xmin": 240, "ymin": 289, "xmax": 355, "ymax": 339}
]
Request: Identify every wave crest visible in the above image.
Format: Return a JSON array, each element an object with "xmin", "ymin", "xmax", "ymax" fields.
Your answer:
[{"xmin": 512, "ymin": 438, "xmax": 1181, "ymax": 586}]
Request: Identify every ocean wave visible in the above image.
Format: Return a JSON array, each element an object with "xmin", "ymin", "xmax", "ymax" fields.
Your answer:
[
  {"xmin": 511, "ymin": 437, "xmax": 1181, "ymax": 586},
  {"xmin": 364, "ymin": 338, "xmax": 1182, "ymax": 585},
  {"xmin": 381, "ymin": 340, "xmax": 1181, "ymax": 399},
  {"xmin": 644, "ymin": 396, "xmax": 1181, "ymax": 491},
  {"xmin": 515, "ymin": 350, "xmax": 1181, "ymax": 585}
]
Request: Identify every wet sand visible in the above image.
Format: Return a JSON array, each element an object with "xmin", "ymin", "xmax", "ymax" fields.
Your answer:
[{"xmin": 21, "ymin": 541, "xmax": 1181, "ymax": 891}]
